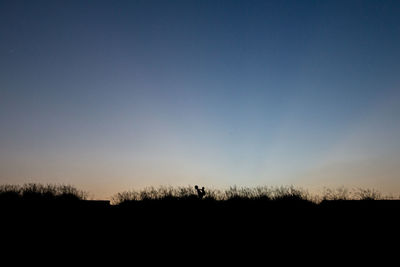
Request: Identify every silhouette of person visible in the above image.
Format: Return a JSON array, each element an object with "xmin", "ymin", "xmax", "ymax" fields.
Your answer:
[{"xmin": 195, "ymin": 185, "xmax": 206, "ymax": 199}]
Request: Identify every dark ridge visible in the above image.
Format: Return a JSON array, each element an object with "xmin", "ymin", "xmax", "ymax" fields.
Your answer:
[
  {"xmin": 1, "ymin": 184, "xmax": 399, "ymax": 224},
  {"xmin": 2, "ymin": 183, "xmax": 399, "ymax": 257}
]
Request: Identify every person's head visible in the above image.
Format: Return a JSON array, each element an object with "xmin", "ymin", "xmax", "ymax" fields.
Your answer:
[
  {"xmin": 195, "ymin": 185, "xmax": 198, "ymax": 189},
  {"xmin": 202, "ymin": 187, "xmax": 205, "ymax": 190}
]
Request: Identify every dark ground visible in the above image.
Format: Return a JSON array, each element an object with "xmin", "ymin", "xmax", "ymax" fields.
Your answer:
[{"xmin": 2, "ymin": 199, "xmax": 398, "ymax": 263}]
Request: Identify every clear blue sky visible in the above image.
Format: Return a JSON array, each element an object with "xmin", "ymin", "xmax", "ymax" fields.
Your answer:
[{"xmin": 1, "ymin": 0, "xmax": 400, "ymax": 199}]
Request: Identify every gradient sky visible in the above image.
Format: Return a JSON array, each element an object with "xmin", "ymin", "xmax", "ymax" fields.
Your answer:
[{"xmin": 1, "ymin": 0, "xmax": 400, "ymax": 199}]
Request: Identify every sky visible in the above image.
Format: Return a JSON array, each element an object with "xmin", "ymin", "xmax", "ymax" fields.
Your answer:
[{"xmin": 1, "ymin": 0, "xmax": 400, "ymax": 199}]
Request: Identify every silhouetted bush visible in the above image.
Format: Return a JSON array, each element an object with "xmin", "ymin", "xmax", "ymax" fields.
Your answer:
[
  {"xmin": 321, "ymin": 187, "xmax": 386, "ymax": 201},
  {"xmin": 111, "ymin": 185, "xmax": 314, "ymax": 205},
  {"xmin": 1, "ymin": 183, "xmax": 396, "ymax": 207},
  {"xmin": 322, "ymin": 186, "xmax": 352, "ymax": 201},
  {"xmin": 0, "ymin": 183, "xmax": 87, "ymax": 204},
  {"xmin": 354, "ymin": 188, "xmax": 382, "ymax": 200},
  {"xmin": 112, "ymin": 186, "xmax": 199, "ymax": 204}
]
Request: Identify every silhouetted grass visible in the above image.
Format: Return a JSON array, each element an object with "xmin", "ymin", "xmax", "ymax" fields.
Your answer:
[
  {"xmin": 320, "ymin": 186, "xmax": 391, "ymax": 201},
  {"xmin": 2, "ymin": 183, "xmax": 398, "ymax": 256},
  {"xmin": 112, "ymin": 185, "xmax": 316, "ymax": 205},
  {"xmin": 0, "ymin": 183, "xmax": 397, "ymax": 207},
  {"xmin": 2, "ymin": 183, "xmax": 399, "ymax": 239},
  {"xmin": 111, "ymin": 185, "xmax": 399, "ymax": 210},
  {"xmin": 0, "ymin": 183, "xmax": 88, "ymax": 203}
]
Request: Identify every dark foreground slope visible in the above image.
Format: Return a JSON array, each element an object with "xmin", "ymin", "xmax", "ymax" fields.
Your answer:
[
  {"xmin": 3, "ymin": 198, "xmax": 399, "ymax": 232},
  {"xmin": 1, "ymin": 184, "xmax": 398, "ymax": 260},
  {"xmin": 2, "ymin": 198, "xmax": 399, "ymax": 263}
]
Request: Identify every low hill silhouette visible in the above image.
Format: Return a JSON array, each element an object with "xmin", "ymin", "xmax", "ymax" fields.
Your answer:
[
  {"xmin": 1, "ymin": 183, "xmax": 399, "ymax": 220},
  {"xmin": 2, "ymin": 183, "xmax": 398, "ymax": 259}
]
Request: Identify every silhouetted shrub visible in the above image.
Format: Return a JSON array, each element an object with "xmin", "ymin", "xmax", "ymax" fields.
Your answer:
[
  {"xmin": 321, "ymin": 187, "xmax": 387, "ymax": 202},
  {"xmin": 111, "ymin": 185, "xmax": 314, "ymax": 205},
  {"xmin": 354, "ymin": 188, "xmax": 381, "ymax": 201},
  {"xmin": 0, "ymin": 185, "xmax": 21, "ymax": 202},
  {"xmin": 322, "ymin": 186, "xmax": 351, "ymax": 201},
  {"xmin": 0, "ymin": 183, "xmax": 87, "ymax": 203},
  {"xmin": 112, "ymin": 186, "xmax": 199, "ymax": 204}
]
